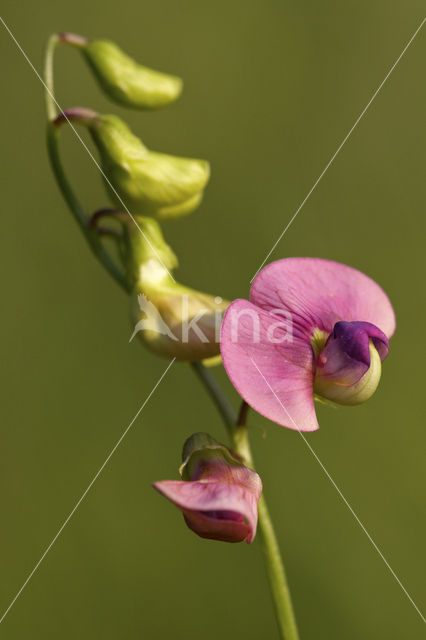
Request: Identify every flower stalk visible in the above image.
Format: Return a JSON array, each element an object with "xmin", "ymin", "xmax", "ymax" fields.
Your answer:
[{"xmin": 43, "ymin": 35, "xmax": 129, "ymax": 291}]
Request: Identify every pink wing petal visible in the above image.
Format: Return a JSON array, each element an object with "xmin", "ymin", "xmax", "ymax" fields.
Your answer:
[
  {"xmin": 220, "ymin": 299, "xmax": 318, "ymax": 431},
  {"xmin": 250, "ymin": 258, "xmax": 396, "ymax": 339},
  {"xmin": 153, "ymin": 478, "xmax": 260, "ymax": 543}
]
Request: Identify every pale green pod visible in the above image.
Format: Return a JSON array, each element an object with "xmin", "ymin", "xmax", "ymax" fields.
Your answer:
[
  {"xmin": 88, "ymin": 115, "xmax": 210, "ymax": 218},
  {"xmin": 81, "ymin": 40, "xmax": 182, "ymax": 109}
]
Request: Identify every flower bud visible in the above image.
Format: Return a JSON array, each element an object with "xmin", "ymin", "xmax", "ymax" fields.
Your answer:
[
  {"xmin": 88, "ymin": 114, "xmax": 209, "ymax": 219},
  {"xmin": 154, "ymin": 433, "xmax": 262, "ymax": 543},
  {"xmin": 314, "ymin": 321, "xmax": 389, "ymax": 405},
  {"xmin": 130, "ymin": 270, "xmax": 228, "ymax": 361},
  {"xmin": 125, "ymin": 219, "xmax": 228, "ymax": 362},
  {"xmin": 124, "ymin": 215, "xmax": 179, "ymax": 276},
  {"xmin": 79, "ymin": 38, "xmax": 182, "ymax": 109}
]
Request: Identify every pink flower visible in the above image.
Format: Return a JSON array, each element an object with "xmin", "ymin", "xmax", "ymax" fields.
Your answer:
[
  {"xmin": 153, "ymin": 433, "xmax": 262, "ymax": 543},
  {"xmin": 220, "ymin": 258, "xmax": 395, "ymax": 432}
]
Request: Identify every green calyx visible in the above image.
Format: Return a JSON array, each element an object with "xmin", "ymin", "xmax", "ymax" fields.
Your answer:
[
  {"xmin": 179, "ymin": 432, "xmax": 243, "ymax": 481},
  {"xmin": 81, "ymin": 39, "xmax": 183, "ymax": 110},
  {"xmin": 122, "ymin": 217, "xmax": 178, "ymax": 288},
  {"xmin": 310, "ymin": 328, "xmax": 329, "ymax": 357}
]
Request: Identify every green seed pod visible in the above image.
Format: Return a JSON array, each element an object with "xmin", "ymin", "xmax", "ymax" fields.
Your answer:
[
  {"xmin": 88, "ymin": 114, "xmax": 210, "ymax": 219},
  {"xmin": 81, "ymin": 39, "xmax": 182, "ymax": 109}
]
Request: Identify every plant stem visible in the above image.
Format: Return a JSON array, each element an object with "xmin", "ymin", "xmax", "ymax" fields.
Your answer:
[
  {"xmin": 256, "ymin": 496, "xmax": 300, "ymax": 640},
  {"xmin": 191, "ymin": 363, "xmax": 300, "ymax": 640},
  {"xmin": 43, "ymin": 34, "xmax": 129, "ymax": 291},
  {"xmin": 233, "ymin": 423, "xmax": 300, "ymax": 640},
  {"xmin": 44, "ymin": 34, "xmax": 59, "ymax": 120}
]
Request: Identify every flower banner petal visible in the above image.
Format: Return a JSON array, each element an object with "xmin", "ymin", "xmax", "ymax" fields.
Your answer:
[{"xmin": 250, "ymin": 258, "xmax": 396, "ymax": 339}]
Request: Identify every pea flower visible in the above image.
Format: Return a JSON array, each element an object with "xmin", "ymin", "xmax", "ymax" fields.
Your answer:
[
  {"xmin": 220, "ymin": 258, "xmax": 395, "ymax": 432},
  {"xmin": 153, "ymin": 433, "xmax": 262, "ymax": 543}
]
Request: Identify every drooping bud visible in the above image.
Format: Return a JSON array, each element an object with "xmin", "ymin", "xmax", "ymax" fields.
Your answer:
[
  {"xmin": 87, "ymin": 114, "xmax": 209, "ymax": 219},
  {"xmin": 61, "ymin": 34, "xmax": 182, "ymax": 109},
  {"xmin": 125, "ymin": 219, "xmax": 228, "ymax": 362},
  {"xmin": 154, "ymin": 433, "xmax": 262, "ymax": 543},
  {"xmin": 313, "ymin": 321, "xmax": 389, "ymax": 405}
]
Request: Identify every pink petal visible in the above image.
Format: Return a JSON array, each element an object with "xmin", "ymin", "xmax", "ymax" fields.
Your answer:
[
  {"xmin": 250, "ymin": 258, "xmax": 396, "ymax": 339},
  {"xmin": 220, "ymin": 300, "xmax": 318, "ymax": 431},
  {"xmin": 153, "ymin": 477, "xmax": 261, "ymax": 543}
]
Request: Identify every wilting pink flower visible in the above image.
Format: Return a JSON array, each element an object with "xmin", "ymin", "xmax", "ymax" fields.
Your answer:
[
  {"xmin": 221, "ymin": 258, "xmax": 395, "ymax": 432},
  {"xmin": 154, "ymin": 433, "xmax": 262, "ymax": 543}
]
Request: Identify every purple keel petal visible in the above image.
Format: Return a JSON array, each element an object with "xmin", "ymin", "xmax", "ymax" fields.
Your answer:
[
  {"xmin": 183, "ymin": 511, "xmax": 251, "ymax": 543},
  {"xmin": 220, "ymin": 299, "xmax": 318, "ymax": 431},
  {"xmin": 332, "ymin": 321, "xmax": 389, "ymax": 361},
  {"xmin": 314, "ymin": 320, "xmax": 388, "ymax": 402},
  {"xmin": 250, "ymin": 258, "xmax": 396, "ymax": 339},
  {"xmin": 316, "ymin": 331, "xmax": 370, "ymax": 386}
]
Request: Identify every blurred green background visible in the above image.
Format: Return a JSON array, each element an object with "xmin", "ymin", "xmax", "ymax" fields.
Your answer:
[{"xmin": 1, "ymin": 1, "xmax": 425, "ymax": 638}]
